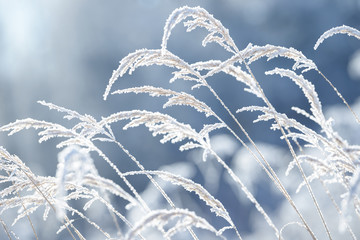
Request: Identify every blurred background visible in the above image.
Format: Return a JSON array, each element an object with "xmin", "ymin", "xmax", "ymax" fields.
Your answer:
[{"xmin": 1, "ymin": 0, "xmax": 360, "ymax": 239}]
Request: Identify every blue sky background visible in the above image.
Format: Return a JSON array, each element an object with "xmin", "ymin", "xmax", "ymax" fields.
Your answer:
[
  {"xmin": 1, "ymin": 0, "xmax": 359, "ymax": 172},
  {"xmin": 1, "ymin": 1, "xmax": 360, "ymax": 239}
]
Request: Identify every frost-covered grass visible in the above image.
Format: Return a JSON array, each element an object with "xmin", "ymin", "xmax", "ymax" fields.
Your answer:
[{"xmin": 1, "ymin": 6, "xmax": 360, "ymax": 240}]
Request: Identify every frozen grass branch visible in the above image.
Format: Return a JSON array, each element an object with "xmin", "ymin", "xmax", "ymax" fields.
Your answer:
[{"xmin": 1, "ymin": 5, "xmax": 360, "ymax": 240}]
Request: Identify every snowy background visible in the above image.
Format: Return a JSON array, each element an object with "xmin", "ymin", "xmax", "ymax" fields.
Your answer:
[{"xmin": 1, "ymin": 0, "xmax": 360, "ymax": 239}]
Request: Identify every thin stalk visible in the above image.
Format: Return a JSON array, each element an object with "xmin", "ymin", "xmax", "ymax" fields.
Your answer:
[
  {"xmin": 213, "ymin": 36, "xmax": 333, "ymax": 238},
  {"xmin": 92, "ymin": 142, "xmax": 181, "ymax": 240},
  {"xmin": 243, "ymin": 61, "xmax": 332, "ymax": 240},
  {"xmin": 91, "ymin": 144, "xmax": 150, "ymax": 213},
  {"xmin": 60, "ymin": 201, "xmax": 112, "ymax": 239},
  {"xmin": 201, "ymin": 79, "xmax": 316, "ymax": 239},
  {"xmin": 190, "ymin": 66, "xmax": 317, "ymax": 239},
  {"xmin": 318, "ymin": 177, "xmax": 357, "ymax": 240},
  {"xmin": 0, "ymin": 217, "xmax": 12, "ymax": 240},
  {"xmin": 111, "ymin": 138, "xmax": 175, "ymax": 208},
  {"xmin": 61, "ymin": 146, "xmax": 146, "ymax": 240},
  {"xmin": 317, "ymin": 69, "xmax": 360, "ymax": 124},
  {"xmin": 20, "ymin": 168, "xmax": 78, "ymax": 240},
  {"xmin": 108, "ymin": 136, "xmax": 199, "ymax": 240},
  {"xmin": 210, "ymin": 149, "xmax": 275, "ymax": 240},
  {"xmin": 5, "ymin": 169, "xmax": 39, "ymax": 240},
  {"xmin": 103, "ymin": 194, "xmax": 123, "ymax": 237},
  {"xmin": 18, "ymin": 192, "xmax": 39, "ymax": 240}
]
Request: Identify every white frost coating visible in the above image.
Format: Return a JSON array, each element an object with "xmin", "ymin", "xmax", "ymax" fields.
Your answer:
[
  {"xmin": 314, "ymin": 25, "xmax": 360, "ymax": 50},
  {"xmin": 103, "ymin": 49, "xmax": 201, "ymax": 100},
  {"xmin": 241, "ymin": 43, "xmax": 317, "ymax": 73},
  {"xmin": 265, "ymin": 68, "xmax": 325, "ymax": 126},
  {"xmin": 113, "ymin": 86, "xmax": 215, "ymax": 117},
  {"xmin": 162, "ymin": 6, "xmax": 237, "ymax": 53},
  {"xmin": 3, "ymin": 5, "xmax": 360, "ymax": 239},
  {"xmin": 162, "ymin": 6, "xmax": 198, "ymax": 51},
  {"xmin": 125, "ymin": 208, "xmax": 218, "ymax": 240},
  {"xmin": 124, "ymin": 170, "xmax": 233, "ymax": 224}
]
